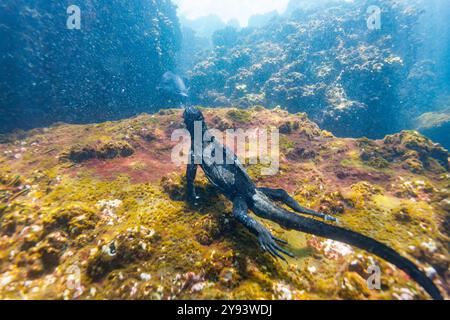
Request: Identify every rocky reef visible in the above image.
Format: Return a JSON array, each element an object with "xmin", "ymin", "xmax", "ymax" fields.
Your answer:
[
  {"xmin": 0, "ymin": 108, "xmax": 449, "ymax": 300},
  {"xmin": 415, "ymin": 108, "xmax": 450, "ymax": 150},
  {"xmin": 0, "ymin": 0, "xmax": 181, "ymax": 133},
  {"xmin": 185, "ymin": 0, "xmax": 447, "ymax": 139}
]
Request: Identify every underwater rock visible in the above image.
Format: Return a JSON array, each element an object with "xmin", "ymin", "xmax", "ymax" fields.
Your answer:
[
  {"xmin": 38, "ymin": 231, "xmax": 68, "ymax": 271},
  {"xmin": 211, "ymin": 115, "xmax": 233, "ymax": 131},
  {"xmin": 346, "ymin": 255, "xmax": 376, "ymax": 280},
  {"xmin": 97, "ymin": 142, "xmax": 135, "ymax": 160},
  {"xmin": 338, "ymin": 272, "xmax": 371, "ymax": 300},
  {"xmin": 21, "ymin": 225, "xmax": 44, "ymax": 251},
  {"xmin": 181, "ymin": 272, "xmax": 205, "ymax": 293},
  {"xmin": 319, "ymin": 192, "xmax": 346, "ymax": 215},
  {"xmin": 308, "ymin": 237, "xmax": 354, "ymax": 261},
  {"xmin": 411, "ymin": 239, "xmax": 449, "ymax": 278},
  {"xmin": 358, "ymin": 138, "xmax": 390, "ymax": 169},
  {"xmin": 287, "ymin": 146, "xmax": 317, "ymax": 161},
  {"xmin": 0, "ymin": 108, "xmax": 448, "ymax": 300},
  {"xmin": 357, "ymin": 131, "xmax": 449, "ymax": 173},
  {"xmin": 16, "ymin": 231, "xmax": 68, "ymax": 278},
  {"xmin": 161, "ymin": 174, "xmax": 186, "ymax": 202},
  {"xmin": 195, "ymin": 212, "xmax": 233, "ymax": 246},
  {"xmin": 0, "ymin": 175, "xmax": 30, "ymax": 207},
  {"xmin": 87, "ymin": 227, "xmax": 156, "ymax": 281},
  {"xmin": 273, "ymin": 282, "xmax": 295, "ymax": 300},
  {"xmin": 62, "ymin": 145, "xmax": 97, "ymax": 163},
  {"xmin": 440, "ymin": 199, "xmax": 450, "ymax": 212},
  {"xmin": 138, "ymin": 127, "xmax": 164, "ymax": 143},
  {"xmin": 415, "ymin": 109, "xmax": 450, "ymax": 150},
  {"xmin": 226, "ymin": 109, "xmax": 252, "ymax": 124},
  {"xmin": 219, "ymin": 268, "xmax": 239, "ymax": 287},
  {"xmin": 279, "ymin": 121, "xmax": 300, "ymax": 135},
  {"xmin": 0, "ymin": 0, "xmax": 181, "ymax": 133},
  {"xmin": 1, "ymin": 205, "xmax": 34, "ymax": 237},
  {"xmin": 43, "ymin": 204, "xmax": 99, "ymax": 237},
  {"xmin": 187, "ymin": 0, "xmax": 424, "ymax": 138},
  {"xmin": 61, "ymin": 141, "xmax": 135, "ymax": 163},
  {"xmin": 392, "ymin": 288, "xmax": 416, "ymax": 300},
  {"xmin": 382, "ymin": 131, "xmax": 449, "ymax": 172},
  {"xmin": 392, "ymin": 206, "xmax": 413, "ymax": 223}
]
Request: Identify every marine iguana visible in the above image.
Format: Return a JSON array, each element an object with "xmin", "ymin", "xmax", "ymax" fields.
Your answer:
[
  {"xmin": 158, "ymin": 72, "xmax": 443, "ymax": 300},
  {"xmin": 182, "ymin": 105, "xmax": 443, "ymax": 300}
]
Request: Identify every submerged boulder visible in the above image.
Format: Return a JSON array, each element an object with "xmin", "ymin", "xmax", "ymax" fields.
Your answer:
[
  {"xmin": 61, "ymin": 141, "xmax": 135, "ymax": 163},
  {"xmin": 382, "ymin": 131, "xmax": 449, "ymax": 172},
  {"xmin": 415, "ymin": 109, "xmax": 450, "ymax": 151},
  {"xmin": 358, "ymin": 131, "xmax": 449, "ymax": 173}
]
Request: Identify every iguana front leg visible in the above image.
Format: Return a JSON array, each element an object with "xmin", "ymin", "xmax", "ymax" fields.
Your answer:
[
  {"xmin": 258, "ymin": 187, "xmax": 338, "ymax": 222},
  {"xmin": 232, "ymin": 196, "xmax": 294, "ymax": 261},
  {"xmin": 186, "ymin": 149, "xmax": 200, "ymax": 206}
]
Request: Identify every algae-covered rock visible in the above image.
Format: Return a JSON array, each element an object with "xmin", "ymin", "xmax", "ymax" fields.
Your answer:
[
  {"xmin": 61, "ymin": 141, "xmax": 135, "ymax": 163},
  {"xmin": 43, "ymin": 204, "xmax": 99, "ymax": 237},
  {"xmin": 63, "ymin": 145, "xmax": 97, "ymax": 163},
  {"xmin": 279, "ymin": 121, "xmax": 300, "ymax": 135},
  {"xmin": 97, "ymin": 142, "xmax": 135, "ymax": 160},
  {"xmin": 226, "ymin": 109, "xmax": 252, "ymax": 124},
  {"xmin": 415, "ymin": 109, "xmax": 450, "ymax": 150},
  {"xmin": 160, "ymin": 174, "xmax": 186, "ymax": 201},
  {"xmin": 38, "ymin": 231, "xmax": 68, "ymax": 271},
  {"xmin": 187, "ymin": 1, "xmax": 424, "ymax": 139},
  {"xmin": 0, "ymin": 108, "xmax": 448, "ymax": 300},
  {"xmin": 357, "ymin": 131, "xmax": 450, "ymax": 173},
  {"xmin": 383, "ymin": 131, "xmax": 449, "ymax": 172},
  {"xmin": 15, "ymin": 231, "xmax": 68, "ymax": 278},
  {"xmin": 358, "ymin": 138, "xmax": 390, "ymax": 169},
  {"xmin": 338, "ymin": 272, "xmax": 371, "ymax": 300},
  {"xmin": 87, "ymin": 227, "xmax": 156, "ymax": 281}
]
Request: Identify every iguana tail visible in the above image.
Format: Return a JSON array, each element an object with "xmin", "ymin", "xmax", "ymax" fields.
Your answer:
[{"xmin": 260, "ymin": 202, "xmax": 443, "ymax": 300}]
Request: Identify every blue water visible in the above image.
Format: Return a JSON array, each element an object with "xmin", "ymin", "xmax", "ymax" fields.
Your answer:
[{"xmin": 0, "ymin": 0, "xmax": 449, "ymax": 147}]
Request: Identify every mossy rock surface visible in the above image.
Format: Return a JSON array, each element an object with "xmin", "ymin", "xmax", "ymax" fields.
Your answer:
[{"xmin": 0, "ymin": 108, "xmax": 448, "ymax": 300}]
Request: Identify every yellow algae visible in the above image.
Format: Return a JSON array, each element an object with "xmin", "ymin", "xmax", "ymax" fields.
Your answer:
[
  {"xmin": 372, "ymin": 194, "xmax": 402, "ymax": 212},
  {"xmin": 226, "ymin": 109, "xmax": 252, "ymax": 124}
]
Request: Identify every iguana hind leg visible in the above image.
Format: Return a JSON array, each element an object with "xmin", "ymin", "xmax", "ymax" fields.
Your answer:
[
  {"xmin": 258, "ymin": 187, "xmax": 337, "ymax": 222},
  {"xmin": 232, "ymin": 196, "xmax": 294, "ymax": 261}
]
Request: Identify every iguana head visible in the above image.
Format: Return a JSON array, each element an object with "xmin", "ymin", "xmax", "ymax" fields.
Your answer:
[{"xmin": 183, "ymin": 105, "xmax": 206, "ymax": 134}]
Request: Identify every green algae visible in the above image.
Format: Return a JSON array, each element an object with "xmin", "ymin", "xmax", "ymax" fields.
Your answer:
[{"xmin": 226, "ymin": 109, "xmax": 252, "ymax": 124}]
